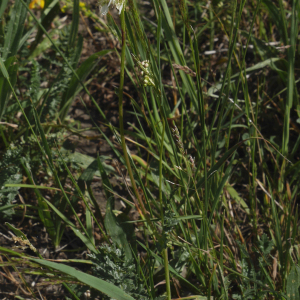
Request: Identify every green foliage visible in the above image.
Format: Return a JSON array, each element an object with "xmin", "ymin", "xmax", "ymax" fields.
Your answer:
[
  {"xmin": 163, "ymin": 208, "xmax": 180, "ymax": 233},
  {"xmin": 0, "ymin": 56, "xmax": 18, "ymax": 121},
  {"xmin": 0, "ymin": 0, "xmax": 300, "ymax": 298},
  {"xmin": 287, "ymin": 264, "xmax": 300, "ymax": 300},
  {"xmin": 30, "ymin": 257, "xmax": 136, "ymax": 300},
  {"xmin": 104, "ymin": 195, "xmax": 136, "ymax": 261},
  {"xmin": 38, "ymin": 26, "xmax": 79, "ymax": 122},
  {"xmin": 0, "ymin": 144, "xmax": 22, "ymax": 219},
  {"xmin": 233, "ymin": 234, "xmax": 274, "ymax": 299},
  {"xmin": 89, "ymin": 244, "xmax": 148, "ymax": 300}
]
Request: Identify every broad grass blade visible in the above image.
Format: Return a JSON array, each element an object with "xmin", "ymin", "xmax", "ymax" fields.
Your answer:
[
  {"xmin": 30, "ymin": 258, "xmax": 135, "ymax": 300},
  {"xmin": 2, "ymin": 0, "xmax": 29, "ymax": 60},
  {"xmin": 78, "ymin": 159, "xmax": 99, "ymax": 193},
  {"xmin": 68, "ymin": 0, "xmax": 79, "ymax": 48},
  {"xmin": 104, "ymin": 196, "xmax": 136, "ymax": 261}
]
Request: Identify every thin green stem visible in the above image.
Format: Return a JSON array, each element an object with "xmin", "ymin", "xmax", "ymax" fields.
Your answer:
[
  {"xmin": 163, "ymin": 248, "xmax": 171, "ymax": 300},
  {"xmin": 118, "ymin": 5, "xmax": 158, "ymax": 237},
  {"xmin": 159, "ymin": 120, "xmax": 171, "ymax": 300},
  {"xmin": 159, "ymin": 120, "xmax": 165, "ymax": 221}
]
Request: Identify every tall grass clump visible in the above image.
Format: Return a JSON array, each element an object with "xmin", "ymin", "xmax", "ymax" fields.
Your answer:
[{"xmin": 0, "ymin": 0, "xmax": 300, "ymax": 299}]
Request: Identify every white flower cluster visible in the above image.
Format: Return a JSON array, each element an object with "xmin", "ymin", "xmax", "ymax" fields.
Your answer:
[
  {"xmin": 140, "ymin": 60, "xmax": 155, "ymax": 87},
  {"xmin": 99, "ymin": 0, "xmax": 125, "ymax": 15},
  {"xmin": 84, "ymin": 290, "xmax": 91, "ymax": 299}
]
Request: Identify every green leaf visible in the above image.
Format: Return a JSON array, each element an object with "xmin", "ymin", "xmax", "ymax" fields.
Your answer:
[
  {"xmin": 29, "ymin": 258, "xmax": 135, "ymax": 300},
  {"xmin": 287, "ymin": 264, "xmax": 300, "ymax": 300},
  {"xmin": 5, "ymin": 184, "xmax": 60, "ymax": 191},
  {"xmin": 0, "ymin": 56, "xmax": 9, "ymax": 79},
  {"xmin": 0, "ymin": 0, "xmax": 9, "ymax": 19},
  {"xmin": 77, "ymin": 159, "xmax": 99, "ymax": 193},
  {"xmin": 0, "ymin": 56, "xmax": 18, "ymax": 121},
  {"xmin": 104, "ymin": 196, "xmax": 136, "ymax": 261},
  {"xmin": 0, "ymin": 145, "xmax": 22, "ymax": 219},
  {"xmin": 60, "ymin": 148, "xmax": 115, "ymax": 176},
  {"xmin": 225, "ymin": 185, "xmax": 250, "ymax": 214},
  {"xmin": 209, "ymin": 156, "xmax": 235, "ymax": 224},
  {"xmin": 0, "ymin": 204, "xmax": 17, "ymax": 212},
  {"xmin": 28, "ymin": 29, "xmax": 60, "ymax": 59},
  {"xmin": 2, "ymin": 0, "xmax": 29, "ymax": 60},
  {"xmin": 229, "ymin": 57, "xmax": 284, "ymax": 80},
  {"xmin": 97, "ymin": 154, "xmax": 113, "ymax": 199},
  {"xmin": 5, "ymin": 222, "xmax": 27, "ymax": 240},
  {"xmin": 68, "ymin": 0, "xmax": 79, "ymax": 48},
  {"xmin": 97, "ymin": 155, "xmax": 137, "ymax": 260},
  {"xmin": 0, "ymin": 246, "xmax": 24, "ymax": 257}
]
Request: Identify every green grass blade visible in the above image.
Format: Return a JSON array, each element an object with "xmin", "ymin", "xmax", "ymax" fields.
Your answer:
[
  {"xmin": 190, "ymin": 139, "xmax": 245, "ymax": 197},
  {"xmin": 208, "ymin": 156, "xmax": 235, "ymax": 224},
  {"xmin": 0, "ymin": 246, "xmax": 24, "ymax": 257},
  {"xmin": 0, "ymin": 56, "xmax": 18, "ymax": 121},
  {"xmin": 104, "ymin": 196, "xmax": 136, "ymax": 261},
  {"xmin": 85, "ymin": 206, "xmax": 93, "ymax": 243},
  {"xmin": 68, "ymin": 0, "xmax": 79, "ymax": 48},
  {"xmin": 97, "ymin": 154, "xmax": 113, "ymax": 199},
  {"xmin": 62, "ymin": 283, "xmax": 81, "ymax": 300},
  {"xmin": 264, "ymin": 0, "xmax": 288, "ymax": 44},
  {"xmin": 77, "ymin": 158, "xmax": 106, "ymax": 228},
  {"xmin": 30, "ymin": 258, "xmax": 135, "ymax": 300},
  {"xmin": 21, "ymin": 160, "xmax": 57, "ymax": 244},
  {"xmin": 59, "ymin": 49, "xmax": 111, "ymax": 121},
  {"xmin": 282, "ymin": 0, "xmax": 298, "ymax": 156},
  {"xmin": 269, "ymin": 187, "xmax": 283, "ymax": 276},
  {"xmin": 2, "ymin": 0, "xmax": 29, "ymax": 60},
  {"xmin": 43, "ymin": 197, "xmax": 97, "ymax": 253},
  {"xmin": 138, "ymin": 241, "xmax": 202, "ymax": 294},
  {"xmin": 0, "ymin": 0, "xmax": 9, "ymax": 18}
]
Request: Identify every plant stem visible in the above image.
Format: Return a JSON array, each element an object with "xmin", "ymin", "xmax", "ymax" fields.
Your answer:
[
  {"xmin": 163, "ymin": 248, "xmax": 171, "ymax": 300},
  {"xmin": 118, "ymin": 4, "xmax": 157, "ymax": 235},
  {"xmin": 119, "ymin": 8, "xmax": 169, "ymax": 297},
  {"xmin": 158, "ymin": 120, "xmax": 171, "ymax": 300}
]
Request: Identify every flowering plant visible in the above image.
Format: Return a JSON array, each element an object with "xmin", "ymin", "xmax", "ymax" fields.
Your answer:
[{"xmin": 99, "ymin": 0, "xmax": 125, "ymax": 15}]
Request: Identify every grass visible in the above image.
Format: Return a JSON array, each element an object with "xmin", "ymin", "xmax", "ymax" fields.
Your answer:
[{"xmin": 0, "ymin": 0, "xmax": 300, "ymax": 299}]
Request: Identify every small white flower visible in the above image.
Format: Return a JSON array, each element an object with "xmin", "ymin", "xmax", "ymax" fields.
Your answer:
[
  {"xmin": 131, "ymin": 55, "xmax": 155, "ymax": 87},
  {"xmin": 99, "ymin": 0, "xmax": 125, "ymax": 15},
  {"xmin": 84, "ymin": 290, "xmax": 91, "ymax": 299}
]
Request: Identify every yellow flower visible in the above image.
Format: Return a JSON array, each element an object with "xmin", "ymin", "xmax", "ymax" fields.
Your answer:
[{"xmin": 29, "ymin": 0, "xmax": 45, "ymax": 9}]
